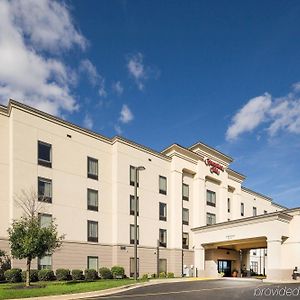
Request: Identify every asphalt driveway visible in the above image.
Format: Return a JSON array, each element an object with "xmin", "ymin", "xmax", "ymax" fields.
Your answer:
[{"xmin": 86, "ymin": 279, "xmax": 300, "ymax": 300}]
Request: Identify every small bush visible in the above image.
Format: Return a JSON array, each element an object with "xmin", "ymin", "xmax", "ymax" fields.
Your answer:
[
  {"xmin": 21, "ymin": 269, "xmax": 39, "ymax": 282},
  {"xmin": 167, "ymin": 272, "xmax": 174, "ymax": 278},
  {"xmin": 151, "ymin": 273, "xmax": 156, "ymax": 278},
  {"xmin": 56, "ymin": 268, "xmax": 71, "ymax": 281},
  {"xmin": 38, "ymin": 269, "xmax": 55, "ymax": 281},
  {"xmin": 72, "ymin": 269, "xmax": 83, "ymax": 280},
  {"xmin": 142, "ymin": 273, "xmax": 149, "ymax": 280},
  {"xmin": 111, "ymin": 266, "xmax": 125, "ymax": 279},
  {"xmin": 0, "ymin": 270, "xmax": 5, "ymax": 282},
  {"xmin": 159, "ymin": 272, "xmax": 166, "ymax": 278},
  {"xmin": 84, "ymin": 269, "xmax": 98, "ymax": 281},
  {"xmin": 4, "ymin": 268, "xmax": 22, "ymax": 283},
  {"xmin": 99, "ymin": 267, "xmax": 112, "ymax": 279}
]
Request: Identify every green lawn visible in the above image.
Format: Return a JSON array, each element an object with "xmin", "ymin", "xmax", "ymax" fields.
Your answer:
[{"xmin": 0, "ymin": 279, "xmax": 138, "ymax": 299}]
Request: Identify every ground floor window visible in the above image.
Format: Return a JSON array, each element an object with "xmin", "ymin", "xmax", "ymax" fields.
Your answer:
[
  {"xmin": 130, "ymin": 257, "xmax": 139, "ymax": 277},
  {"xmin": 250, "ymin": 261, "xmax": 258, "ymax": 274},
  {"xmin": 217, "ymin": 260, "xmax": 231, "ymax": 277},
  {"xmin": 159, "ymin": 259, "xmax": 167, "ymax": 274},
  {"xmin": 87, "ymin": 256, "xmax": 98, "ymax": 270},
  {"xmin": 38, "ymin": 255, "xmax": 52, "ymax": 270}
]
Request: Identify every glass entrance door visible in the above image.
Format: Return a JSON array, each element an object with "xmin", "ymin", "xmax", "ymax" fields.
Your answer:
[{"xmin": 218, "ymin": 260, "xmax": 232, "ymax": 277}]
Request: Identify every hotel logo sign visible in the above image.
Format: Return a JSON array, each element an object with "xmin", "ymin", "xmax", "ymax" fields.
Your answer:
[{"xmin": 204, "ymin": 158, "xmax": 224, "ymax": 175}]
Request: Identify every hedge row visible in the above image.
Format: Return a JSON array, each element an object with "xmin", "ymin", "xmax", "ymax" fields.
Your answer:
[{"xmin": 2, "ymin": 266, "xmax": 126, "ymax": 283}]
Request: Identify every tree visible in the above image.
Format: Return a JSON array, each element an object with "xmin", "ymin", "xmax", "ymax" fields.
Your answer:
[
  {"xmin": 0, "ymin": 249, "xmax": 11, "ymax": 272},
  {"xmin": 7, "ymin": 189, "xmax": 64, "ymax": 286}
]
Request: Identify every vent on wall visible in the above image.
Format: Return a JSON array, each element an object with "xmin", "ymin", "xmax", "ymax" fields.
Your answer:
[
  {"xmin": 67, "ymin": 134, "xmax": 72, "ymax": 138},
  {"xmin": 120, "ymin": 246, "xmax": 126, "ymax": 250}
]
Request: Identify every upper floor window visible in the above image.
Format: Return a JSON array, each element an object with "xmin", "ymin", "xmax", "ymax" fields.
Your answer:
[
  {"xmin": 206, "ymin": 190, "xmax": 216, "ymax": 207},
  {"xmin": 130, "ymin": 224, "xmax": 139, "ymax": 245},
  {"xmin": 87, "ymin": 220, "xmax": 98, "ymax": 243},
  {"xmin": 159, "ymin": 176, "xmax": 167, "ymax": 195},
  {"xmin": 206, "ymin": 212, "xmax": 216, "ymax": 225},
  {"xmin": 87, "ymin": 157, "xmax": 98, "ymax": 180},
  {"xmin": 130, "ymin": 166, "xmax": 139, "ymax": 187},
  {"xmin": 227, "ymin": 198, "xmax": 230, "ymax": 213},
  {"xmin": 182, "ymin": 232, "xmax": 189, "ymax": 249},
  {"xmin": 38, "ymin": 141, "xmax": 52, "ymax": 168},
  {"xmin": 38, "ymin": 177, "xmax": 52, "ymax": 203},
  {"xmin": 87, "ymin": 256, "xmax": 98, "ymax": 270},
  {"xmin": 182, "ymin": 184, "xmax": 189, "ymax": 201},
  {"xmin": 182, "ymin": 208, "xmax": 189, "ymax": 225},
  {"xmin": 87, "ymin": 189, "xmax": 98, "ymax": 211},
  {"xmin": 159, "ymin": 202, "xmax": 167, "ymax": 221},
  {"xmin": 39, "ymin": 213, "xmax": 52, "ymax": 228},
  {"xmin": 264, "ymin": 210, "xmax": 267, "ymax": 214},
  {"xmin": 130, "ymin": 195, "xmax": 139, "ymax": 216},
  {"xmin": 253, "ymin": 207, "xmax": 257, "ymax": 216},
  {"xmin": 241, "ymin": 202, "xmax": 245, "ymax": 216},
  {"xmin": 159, "ymin": 229, "xmax": 167, "ymax": 247}
]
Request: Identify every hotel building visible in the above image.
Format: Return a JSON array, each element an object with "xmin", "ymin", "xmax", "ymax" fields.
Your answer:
[{"xmin": 0, "ymin": 100, "xmax": 299, "ymax": 280}]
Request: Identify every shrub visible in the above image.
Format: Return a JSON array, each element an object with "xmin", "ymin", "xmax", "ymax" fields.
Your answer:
[
  {"xmin": 151, "ymin": 273, "xmax": 156, "ymax": 278},
  {"xmin": 72, "ymin": 269, "xmax": 83, "ymax": 281},
  {"xmin": 167, "ymin": 272, "xmax": 174, "ymax": 278},
  {"xmin": 21, "ymin": 269, "xmax": 39, "ymax": 282},
  {"xmin": 84, "ymin": 269, "xmax": 98, "ymax": 281},
  {"xmin": 56, "ymin": 269, "xmax": 71, "ymax": 281},
  {"xmin": 142, "ymin": 273, "xmax": 149, "ymax": 280},
  {"xmin": 38, "ymin": 269, "xmax": 55, "ymax": 281},
  {"xmin": 159, "ymin": 272, "xmax": 166, "ymax": 278},
  {"xmin": 111, "ymin": 266, "xmax": 125, "ymax": 279},
  {"xmin": 0, "ymin": 270, "xmax": 5, "ymax": 282},
  {"xmin": 4, "ymin": 268, "xmax": 22, "ymax": 283},
  {"xmin": 99, "ymin": 267, "xmax": 112, "ymax": 279}
]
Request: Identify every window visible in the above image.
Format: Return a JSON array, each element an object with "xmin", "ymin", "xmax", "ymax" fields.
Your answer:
[
  {"xmin": 206, "ymin": 213, "xmax": 216, "ymax": 225},
  {"xmin": 159, "ymin": 229, "xmax": 167, "ymax": 247},
  {"xmin": 38, "ymin": 177, "xmax": 52, "ymax": 203},
  {"xmin": 159, "ymin": 176, "xmax": 167, "ymax": 195},
  {"xmin": 253, "ymin": 207, "xmax": 257, "ymax": 216},
  {"xmin": 38, "ymin": 141, "xmax": 52, "ymax": 168},
  {"xmin": 264, "ymin": 210, "xmax": 267, "ymax": 214},
  {"xmin": 130, "ymin": 224, "xmax": 139, "ymax": 245},
  {"xmin": 130, "ymin": 195, "xmax": 139, "ymax": 216},
  {"xmin": 159, "ymin": 202, "xmax": 167, "ymax": 221},
  {"xmin": 87, "ymin": 189, "xmax": 98, "ymax": 211},
  {"xmin": 227, "ymin": 198, "xmax": 230, "ymax": 213},
  {"xmin": 182, "ymin": 184, "xmax": 189, "ymax": 201},
  {"xmin": 87, "ymin": 220, "xmax": 98, "ymax": 242},
  {"xmin": 251, "ymin": 261, "xmax": 258, "ymax": 274},
  {"xmin": 206, "ymin": 190, "xmax": 216, "ymax": 207},
  {"xmin": 39, "ymin": 213, "xmax": 52, "ymax": 228},
  {"xmin": 87, "ymin": 157, "xmax": 98, "ymax": 180},
  {"xmin": 38, "ymin": 255, "xmax": 52, "ymax": 270},
  {"xmin": 130, "ymin": 166, "xmax": 139, "ymax": 187},
  {"xmin": 182, "ymin": 232, "xmax": 189, "ymax": 249},
  {"xmin": 159, "ymin": 259, "xmax": 167, "ymax": 273},
  {"xmin": 130, "ymin": 257, "xmax": 139, "ymax": 277},
  {"xmin": 182, "ymin": 208, "xmax": 189, "ymax": 225},
  {"xmin": 87, "ymin": 256, "xmax": 98, "ymax": 270},
  {"xmin": 241, "ymin": 202, "xmax": 245, "ymax": 216}
]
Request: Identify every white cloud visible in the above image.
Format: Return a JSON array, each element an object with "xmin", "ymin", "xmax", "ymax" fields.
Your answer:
[
  {"xmin": 83, "ymin": 114, "xmax": 93, "ymax": 130},
  {"xmin": 79, "ymin": 59, "xmax": 107, "ymax": 98},
  {"xmin": 119, "ymin": 104, "xmax": 134, "ymax": 124},
  {"xmin": 226, "ymin": 93, "xmax": 272, "ymax": 140},
  {"xmin": 226, "ymin": 85, "xmax": 300, "ymax": 141},
  {"xmin": 114, "ymin": 124, "xmax": 122, "ymax": 135},
  {"xmin": 112, "ymin": 81, "xmax": 124, "ymax": 96},
  {"xmin": 127, "ymin": 52, "xmax": 147, "ymax": 91},
  {"xmin": 0, "ymin": 0, "xmax": 84, "ymax": 115}
]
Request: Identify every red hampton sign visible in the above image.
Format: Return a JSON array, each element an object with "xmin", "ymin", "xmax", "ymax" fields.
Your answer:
[{"xmin": 204, "ymin": 158, "xmax": 224, "ymax": 175}]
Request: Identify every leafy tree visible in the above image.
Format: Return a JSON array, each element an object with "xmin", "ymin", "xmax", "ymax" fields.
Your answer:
[
  {"xmin": 0, "ymin": 249, "xmax": 11, "ymax": 272},
  {"xmin": 8, "ymin": 189, "xmax": 64, "ymax": 286}
]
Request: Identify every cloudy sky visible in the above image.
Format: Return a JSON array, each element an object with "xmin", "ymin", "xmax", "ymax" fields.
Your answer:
[{"xmin": 1, "ymin": 0, "xmax": 300, "ymax": 208}]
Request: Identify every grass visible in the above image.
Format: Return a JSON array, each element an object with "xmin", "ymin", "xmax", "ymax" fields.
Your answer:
[{"xmin": 0, "ymin": 279, "xmax": 139, "ymax": 299}]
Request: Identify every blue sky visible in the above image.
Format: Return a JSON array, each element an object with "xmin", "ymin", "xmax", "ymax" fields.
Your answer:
[{"xmin": 1, "ymin": 0, "xmax": 300, "ymax": 208}]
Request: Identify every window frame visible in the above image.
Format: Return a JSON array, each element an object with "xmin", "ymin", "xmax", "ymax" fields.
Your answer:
[
  {"xmin": 159, "ymin": 176, "xmax": 167, "ymax": 195},
  {"xmin": 182, "ymin": 208, "xmax": 189, "ymax": 225},
  {"xmin": 87, "ymin": 188, "xmax": 99, "ymax": 211},
  {"xmin": 38, "ymin": 177, "xmax": 52, "ymax": 203},
  {"xmin": 182, "ymin": 183, "xmax": 189, "ymax": 201},
  {"xmin": 38, "ymin": 255, "xmax": 52, "ymax": 270},
  {"xmin": 87, "ymin": 256, "xmax": 98, "ymax": 270},
  {"xmin": 227, "ymin": 198, "xmax": 230, "ymax": 213},
  {"xmin": 130, "ymin": 257, "xmax": 139, "ymax": 277},
  {"xmin": 130, "ymin": 195, "xmax": 139, "ymax": 216},
  {"xmin": 159, "ymin": 258, "xmax": 167, "ymax": 273},
  {"xmin": 38, "ymin": 213, "xmax": 52, "ymax": 228},
  {"xmin": 159, "ymin": 228, "xmax": 167, "ymax": 248},
  {"xmin": 87, "ymin": 220, "xmax": 98, "ymax": 243},
  {"xmin": 87, "ymin": 157, "xmax": 98, "ymax": 180},
  {"xmin": 130, "ymin": 165, "xmax": 139, "ymax": 187},
  {"xmin": 241, "ymin": 202, "xmax": 245, "ymax": 216},
  {"xmin": 206, "ymin": 190, "xmax": 216, "ymax": 207},
  {"xmin": 206, "ymin": 212, "xmax": 216, "ymax": 225},
  {"xmin": 182, "ymin": 232, "xmax": 189, "ymax": 249},
  {"xmin": 38, "ymin": 141, "xmax": 52, "ymax": 168},
  {"xmin": 159, "ymin": 202, "xmax": 167, "ymax": 221},
  {"xmin": 253, "ymin": 206, "xmax": 257, "ymax": 216},
  {"xmin": 130, "ymin": 224, "xmax": 139, "ymax": 245}
]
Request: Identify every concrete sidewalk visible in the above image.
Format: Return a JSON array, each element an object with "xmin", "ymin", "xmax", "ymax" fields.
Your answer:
[{"xmin": 13, "ymin": 277, "xmax": 214, "ymax": 300}]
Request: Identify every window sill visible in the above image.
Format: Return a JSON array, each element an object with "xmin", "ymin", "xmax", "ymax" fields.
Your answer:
[{"xmin": 38, "ymin": 160, "xmax": 52, "ymax": 168}]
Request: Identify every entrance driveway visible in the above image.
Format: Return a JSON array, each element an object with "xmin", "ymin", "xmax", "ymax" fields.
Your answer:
[{"xmin": 86, "ymin": 279, "xmax": 300, "ymax": 300}]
